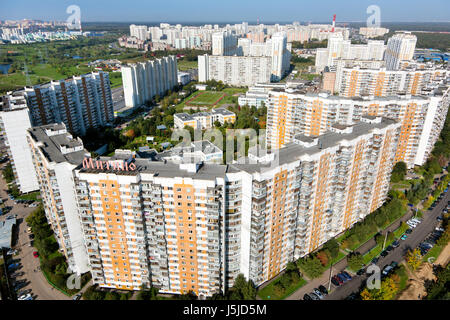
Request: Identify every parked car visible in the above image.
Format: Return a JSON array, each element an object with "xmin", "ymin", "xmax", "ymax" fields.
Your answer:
[
  {"xmin": 380, "ymin": 250, "xmax": 388, "ymax": 257},
  {"xmin": 390, "ymin": 261, "xmax": 398, "ymax": 268},
  {"xmin": 72, "ymin": 293, "xmax": 82, "ymax": 300},
  {"xmin": 341, "ymin": 271, "xmax": 352, "ymax": 281},
  {"xmin": 392, "ymin": 240, "xmax": 400, "ymax": 248},
  {"xmin": 386, "ymin": 245, "xmax": 394, "ymax": 252},
  {"xmin": 7, "ymin": 263, "xmax": 20, "ymax": 271},
  {"xmin": 18, "ymin": 293, "xmax": 32, "ymax": 300},
  {"xmin": 318, "ymin": 285, "xmax": 328, "ymax": 295},
  {"xmin": 309, "ymin": 292, "xmax": 320, "ymax": 300},
  {"xmin": 32, "ymin": 251, "xmax": 39, "ymax": 258},
  {"xmin": 371, "ymin": 257, "xmax": 379, "ymax": 264},
  {"xmin": 313, "ymin": 289, "xmax": 324, "ymax": 299},
  {"xmin": 357, "ymin": 268, "xmax": 366, "ymax": 276},
  {"xmin": 303, "ymin": 293, "xmax": 312, "ymax": 300},
  {"xmin": 401, "ymin": 234, "xmax": 408, "ymax": 240},
  {"xmin": 405, "ymin": 229, "xmax": 413, "ymax": 234},
  {"xmin": 331, "ymin": 275, "xmax": 341, "ymax": 286},
  {"xmin": 14, "ymin": 282, "xmax": 26, "ymax": 291},
  {"xmin": 382, "ymin": 265, "xmax": 393, "ymax": 276},
  {"xmin": 337, "ymin": 273, "xmax": 348, "ymax": 283}
]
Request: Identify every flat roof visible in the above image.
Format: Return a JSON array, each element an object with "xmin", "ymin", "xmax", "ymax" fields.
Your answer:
[
  {"xmin": 0, "ymin": 218, "xmax": 16, "ymax": 249},
  {"xmin": 28, "ymin": 124, "xmax": 89, "ymax": 165}
]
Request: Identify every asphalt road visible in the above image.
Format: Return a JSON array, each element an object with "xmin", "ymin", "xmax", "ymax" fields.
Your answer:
[
  {"xmin": 112, "ymin": 86, "xmax": 125, "ymax": 111},
  {"xmin": 324, "ymin": 188, "xmax": 449, "ymax": 300}
]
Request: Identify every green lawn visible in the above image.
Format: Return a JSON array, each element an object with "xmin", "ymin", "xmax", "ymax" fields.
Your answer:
[
  {"xmin": 363, "ymin": 244, "xmax": 383, "ymax": 265},
  {"xmin": 422, "ymin": 243, "xmax": 446, "ymax": 263},
  {"xmin": 178, "ymin": 59, "xmax": 197, "ymax": 71},
  {"xmin": 16, "ymin": 191, "xmax": 40, "ymax": 201},
  {"xmin": 257, "ymin": 277, "xmax": 307, "ymax": 300},
  {"xmin": 185, "ymin": 91, "xmax": 226, "ymax": 106},
  {"xmin": 0, "ymin": 63, "xmax": 96, "ymax": 94},
  {"xmin": 109, "ymin": 72, "xmax": 122, "ymax": 88}
]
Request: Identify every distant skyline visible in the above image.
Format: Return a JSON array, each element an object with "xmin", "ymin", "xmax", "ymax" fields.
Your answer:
[{"xmin": 1, "ymin": 0, "xmax": 450, "ymax": 23}]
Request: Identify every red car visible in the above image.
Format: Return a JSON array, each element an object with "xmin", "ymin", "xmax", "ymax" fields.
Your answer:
[{"xmin": 33, "ymin": 251, "xmax": 39, "ymax": 258}]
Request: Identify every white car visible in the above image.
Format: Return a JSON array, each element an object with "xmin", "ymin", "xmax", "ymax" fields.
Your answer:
[
  {"xmin": 18, "ymin": 293, "xmax": 32, "ymax": 300},
  {"xmin": 407, "ymin": 221, "xmax": 417, "ymax": 228},
  {"xmin": 410, "ymin": 218, "xmax": 422, "ymax": 224}
]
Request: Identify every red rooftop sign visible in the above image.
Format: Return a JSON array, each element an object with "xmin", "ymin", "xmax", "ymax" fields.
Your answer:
[{"xmin": 82, "ymin": 158, "xmax": 136, "ymax": 171}]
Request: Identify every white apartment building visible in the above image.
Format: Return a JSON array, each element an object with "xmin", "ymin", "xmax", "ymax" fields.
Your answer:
[
  {"xmin": 359, "ymin": 27, "xmax": 390, "ymax": 38},
  {"xmin": 122, "ymin": 56, "xmax": 178, "ymax": 109},
  {"xmin": 212, "ymin": 31, "xmax": 237, "ymax": 56},
  {"xmin": 27, "ymin": 123, "xmax": 91, "ymax": 274},
  {"xmin": 198, "ymin": 54, "xmax": 272, "ymax": 87},
  {"xmin": 15, "ymin": 71, "xmax": 114, "ymax": 136},
  {"xmin": 130, "ymin": 24, "xmax": 150, "ymax": 41},
  {"xmin": 0, "ymin": 94, "xmax": 39, "ymax": 193},
  {"xmin": 315, "ymin": 33, "xmax": 386, "ymax": 72},
  {"xmin": 385, "ymin": 32, "xmax": 417, "ymax": 70}
]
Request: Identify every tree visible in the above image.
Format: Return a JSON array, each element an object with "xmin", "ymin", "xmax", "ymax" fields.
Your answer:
[
  {"xmin": 406, "ymin": 248, "xmax": 422, "ymax": 271},
  {"xmin": 2, "ymin": 163, "xmax": 15, "ymax": 183},
  {"xmin": 323, "ymin": 238, "xmax": 340, "ymax": 260},
  {"xmin": 229, "ymin": 274, "xmax": 257, "ymax": 300},
  {"xmin": 347, "ymin": 252, "xmax": 364, "ymax": 271},
  {"xmin": 297, "ymin": 255, "xmax": 324, "ymax": 278},
  {"xmin": 316, "ymin": 250, "xmax": 329, "ymax": 266},
  {"xmin": 391, "ymin": 161, "xmax": 407, "ymax": 183}
]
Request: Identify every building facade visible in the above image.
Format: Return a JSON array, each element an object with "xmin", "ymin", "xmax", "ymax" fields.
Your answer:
[
  {"xmin": 265, "ymin": 88, "xmax": 450, "ymax": 168},
  {"xmin": 122, "ymin": 56, "xmax": 178, "ymax": 109},
  {"xmin": 0, "ymin": 94, "xmax": 39, "ymax": 193},
  {"xmin": 27, "ymin": 123, "xmax": 91, "ymax": 274},
  {"xmin": 14, "ymin": 71, "xmax": 114, "ymax": 136},
  {"xmin": 27, "ymin": 117, "xmax": 400, "ymax": 296}
]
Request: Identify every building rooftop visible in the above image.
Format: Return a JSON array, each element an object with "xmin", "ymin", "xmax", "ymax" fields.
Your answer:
[
  {"xmin": 28, "ymin": 123, "xmax": 89, "ymax": 165},
  {"xmin": 0, "ymin": 218, "xmax": 16, "ymax": 249}
]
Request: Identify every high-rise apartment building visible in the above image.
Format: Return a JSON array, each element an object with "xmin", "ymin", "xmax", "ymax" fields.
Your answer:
[
  {"xmin": 14, "ymin": 71, "xmax": 114, "ymax": 136},
  {"xmin": 122, "ymin": 56, "xmax": 178, "ymax": 109},
  {"xmin": 0, "ymin": 94, "xmax": 39, "ymax": 193},
  {"xmin": 198, "ymin": 54, "xmax": 272, "ymax": 86},
  {"xmin": 212, "ymin": 31, "xmax": 237, "ymax": 56},
  {"xmin": 265, "ymin": 87, "xmax": 450, "ymax": 168},
  {"xmin": 199, "ymin": 33, "xmax": 291, "ymax": 86},
  {"xmin": 315, "ymin": 33, "xmax": 385, "ymax": 72},
  {"xmin": 30, "ymin": 117, "xmax": 400, "ymax": 296},
  {"xmin": 27, "ymin": 123, "xmax": 91, "ymax": 274},
  {"xmin": 335, "ymin": 65, "xmax": 449, "ymax": 97},
  {"xmin": 130, "ymin": 24, "xmax": 150, "ymax": 41},
  {"xmin": 270, "ymin": 32, "xmax": 291, "ymax": 81},
  {"xmin": 384, "ymin": 32, "xmax": 417, "ymax": 70}
]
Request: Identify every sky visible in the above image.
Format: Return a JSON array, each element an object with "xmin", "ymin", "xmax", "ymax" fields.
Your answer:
[{"xmin": 1, "ymin": 0, "xmax": 450, "ymax": 23}]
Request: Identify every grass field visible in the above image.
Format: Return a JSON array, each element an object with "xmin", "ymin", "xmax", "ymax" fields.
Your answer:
[
  {"xmin": 177, "ymin": 59, "xmax": 197, "ymax": 71},
  {"xmin": 185, "ymin": 91, "xmax": 226, "ymax": 106},
  {"xmin": 257, "ymin": 277, "xmax": 307, "ymax": 300},
  {"xmin": 0, "ymin": 63, "xmax": 95, "ymax": 94}
]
